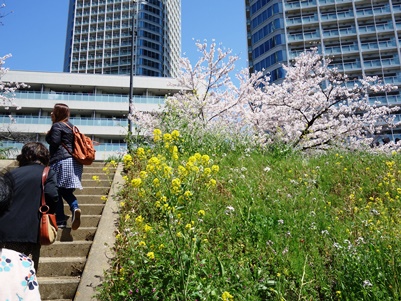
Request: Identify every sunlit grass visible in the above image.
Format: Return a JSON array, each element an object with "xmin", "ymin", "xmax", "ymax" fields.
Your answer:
[{"xmin": 98, "ymin": 130, "xmax": 401, "ymax": 300}]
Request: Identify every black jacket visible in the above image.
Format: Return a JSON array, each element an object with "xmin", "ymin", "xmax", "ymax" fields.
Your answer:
[
  {"xmin": 0, "ymin": 164, "xmax": 58, "ymax": 244},
  {"xmin": 45, "ymin": 121, "xmax": 74, "ymax": 164}
]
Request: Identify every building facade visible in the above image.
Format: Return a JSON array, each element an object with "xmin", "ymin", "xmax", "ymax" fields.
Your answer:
[
  {"xmin": 245, "ymin": 0, "xmax": 401, "ymax": 139},
  {"xmin": 0, "ymin": 71, "xmax": 184, "ymax": 159},
  {"xmin": 63, "ymin": 0, "xmax": 181, "ymax": 77}
]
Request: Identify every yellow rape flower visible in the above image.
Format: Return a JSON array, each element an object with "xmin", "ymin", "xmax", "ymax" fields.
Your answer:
[
  {"xmin": 153, "ymin": 129, "xmax": 162, "ymax": 142},
  {"xmin": 135, "ymin": 215, "xmax": 144, "ymax": 224},
  {"xmin": 92, "ymin": 175, "xmax": 100, "ymax": 182},
  {"xmin": 172, "ymin": 178, "xmax": 181, "ymax": 187},
  {"xmin": 131, "ymin": 178, "xmax": 142, "ymax": 187},
  {"xmin": 163, "ymin": 165, "xmax": 173, "ymax": 178},
  {"xmin": 203, "ymin": 167, "xmax": 211, "ymax": 176},
  {"xmin": 147, "ymin": 252, "xmax": 155, "ymax": 260},
  {"xmin": 176, "ymin": 232, "xmax": 183, "ymax": 238},
  {"xmin": 153, "ymin": 178, "xmax": 160, "ymax": 187},
  {"xmin": 198, "ymin": 210, "xmax": 205, "ymax": 216},
  {"xmin": 100, "ymin": 195, "xmax": 108, "ymax": 201},
  {"xmin": 163, "ymin": 133, "xmax": 172, "ymax": 142},
  {"xmin": 120, "ymin": 201, "xmax": 125, "ymax": 207},
  {"xmin": 139, "ymin": 241, "xmax": 146, "ymax": 247},
  {"xmin": 222, "ymin": 291, "xmax": 234, "ymax": 301},
  {"xmin": 136, "ymin": 147, "xmax": 146, "ymax": 158},
  {"xmin": 171, "ymin": 130, "xmax": 180, "ymax": 140},
  {"xmin": 123, "ymin": 154, "xmax": 132, "ymax": 162},
  {"xmin": 201, "ymin": 154, "xmax": 210, "ymax": 165},
  {"xmin": 178, "ymin": 165, "xmax": 188, "ymax": 177},
  {"xmin": 148, "ymin": 156, "xmax": 160, "ymax": 166},
  {"xmin": 185, "ymin": 223, "xmax": 192, "ymax": 231},
  {"xmin": 139, "ymin": 171, "xmax": 148, "ymax": 179},
  {"xmin": 211, "ymin": 165, "xmax": 219, "ymax": 173},
  {"xmin": 172, "ymin": 145, "xmax": 179, "ymax": 161},
  {"xmin": 207, "ymin": 179, "xmax": 217, "ymax": 187},
  {"xmin": 138, "ymin": 188, "xmax": 146, "ymax": 198},
  {"xmin": 184, "ymin": 190, "xmax": 193, "ymax": 199}
]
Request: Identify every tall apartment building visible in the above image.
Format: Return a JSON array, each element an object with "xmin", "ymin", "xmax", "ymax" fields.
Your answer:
[
  {"xmin": 245, "ymin": 0, "xmax": 401, "ymax": 139},
  {"xmin": 63, "ymin": 0, "xmax": 181, "ymax": 77}
]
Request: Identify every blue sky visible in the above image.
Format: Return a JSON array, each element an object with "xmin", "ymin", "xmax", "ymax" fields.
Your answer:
[{"xmin": 0, "ymin": 0, "xmax": 247, "ymax": 73}]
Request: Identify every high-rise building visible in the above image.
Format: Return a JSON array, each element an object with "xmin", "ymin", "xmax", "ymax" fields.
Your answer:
[
  {"xmin": 63, "ymin": 0, "xmax": 181, "ymax": 77},
  {"xmin": 245, "ymin": 0, "xmax": 401, "ymax": 139}
]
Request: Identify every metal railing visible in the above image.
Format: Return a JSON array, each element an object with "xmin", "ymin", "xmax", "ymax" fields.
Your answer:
[{"xmin": 13, "ymin": 91, "xmax": 165, "ymax": 105}]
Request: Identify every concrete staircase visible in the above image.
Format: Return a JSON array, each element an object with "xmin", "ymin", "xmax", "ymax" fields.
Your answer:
[{"xmin": 38, "ymin": 161, "xmax": 117, "ymax": 301}]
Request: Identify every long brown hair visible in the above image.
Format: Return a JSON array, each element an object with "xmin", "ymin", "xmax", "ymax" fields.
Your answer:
[{"xmin": 52, "ymin": 103, "xmax": 70, "ymax": 123}]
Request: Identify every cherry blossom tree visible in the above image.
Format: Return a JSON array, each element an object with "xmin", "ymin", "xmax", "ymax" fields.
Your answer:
[
  {"xmin": 132, "ymin": 42, "xmax": 399, "ymax": 152},
  {"xmin": 160, "ymin": 41, "xmax": 269, "ymax": 148},
  {"xmin": 247, "ymin": 48, "xmax": 399, "ymax": 150},
  {"xmin": 1, "ymin": 54, "xmax": 25, "ymax": 109}
]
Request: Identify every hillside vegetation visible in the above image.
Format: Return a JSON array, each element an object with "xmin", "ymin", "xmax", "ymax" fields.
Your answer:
[{"xmin": 98, "ymin": 130, "xmax": 401, "ymax": 301}]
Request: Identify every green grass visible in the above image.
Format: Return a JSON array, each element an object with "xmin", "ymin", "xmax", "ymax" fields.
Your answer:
[{"xmin": 97, "ymin": 131, "xmax": 401, "ymax": 301}]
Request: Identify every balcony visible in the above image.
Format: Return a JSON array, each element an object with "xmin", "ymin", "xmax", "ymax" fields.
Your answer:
[
  {"xmin": 286, "ymin": 14, "xmax": 319, "ymax": 26},
  {"xmin": 370, "ymin": 95, "xmax": 401, "ymax": 105},
  {"xmin": 331, "ymin": 60, "xmax": 361, "ymax": 71},
  {"xmin": 358, "ymin": 22, "xmax": 394, "ymax": 34},
  {"xmin": 285, "ymin": 0, "xmax": 317, "ymax": 10},
  {"xmin": 0, "ymin": 116, "xmax": 127, "ymax": 128},
  {"xmin": 356, "ymin": 5, "xmax": 391, "ymax": 17},
  {"xmin": 363, "ymin": 57, "xmax": 400, "ymax": 69},
  {"xmin": 360, "ymin": 39, "xmax": 397, "ymax": 51},
  {"xmin": 288, "ymin": 31, "xmax": 320, "ymax": 41},
  {"xmin": 322, "ymin": 26, "xmax": 356, "ymax": 38},
  {"xmin": 320, "ymin": 10, "xmax": 354, "ymax": 21},
  {"xmin": 324, "ymin": 43, "xmax": 359, "ymax": 54},
  {"xmin": 13, "ymin": 91, "xmax": 165, "ymax": 105}
]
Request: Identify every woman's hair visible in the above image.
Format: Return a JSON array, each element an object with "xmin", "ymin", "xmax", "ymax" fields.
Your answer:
[
  {"xmin": 0, "ymin": 172, "xmax": 14, "ymax": 214},
  {"xmin": 16, "ymin": 142, "xmax": 50, "ymax": 167},
  {"xmin": 52, "ymin": 103, "xmax": 70, "ymax": 123}
]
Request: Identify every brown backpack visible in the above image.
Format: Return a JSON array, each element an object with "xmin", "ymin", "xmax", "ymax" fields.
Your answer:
[{"xmin": 62, "ymin": 122, "xmax": 96, "ymax": 165}]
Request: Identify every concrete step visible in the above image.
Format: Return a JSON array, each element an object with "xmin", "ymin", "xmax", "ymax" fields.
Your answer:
[
  {"xmin": 62, "ymin": 204, "xmax": 105, "ymax": 215},
  {"xmin": 57, "ymin": 227, "xmax": 97, "ymax": 242},
  {"xmin": 81, "ymin": 178, "xmax": 112, "ymax": 186},
  {"xmin": 39, "ymin": 257, "xmax": 86, "ymax": 277},
  {"xmin": 38, "ymin": 161, "xmax": 118, "ymax": 301},
  {"xmin": 38, "ymin": 276, "xmax": 80, "ymax": 300},
  {"xmin": 41, "ymin": 241, "xmax": 92, "ymax": 257},
  {"xmin": 57, "ymin": 215, "xmax": 101, "ymax": 228},
  {"xmin": 81, "ymin": 172, "xmax": 113, "ymax": 180},
  {"xmin": 75, "ymin": 186, "xmax": 110, "ymax": 195},
  {"xmin": 75, "ymin": 195, "xmax": 108, "ymax": 204},
  {"xmin": 83, "ymin": 166, "xmax": 116, "ymax": 173}
]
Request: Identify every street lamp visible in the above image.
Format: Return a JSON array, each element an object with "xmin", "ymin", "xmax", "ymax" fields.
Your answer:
[{"xmin": 128, "ymin": 0, "xmax": 147, "ymax": 134}]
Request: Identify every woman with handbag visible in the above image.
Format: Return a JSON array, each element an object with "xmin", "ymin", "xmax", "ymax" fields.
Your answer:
[
  {"xmin": 0, "ymin": 142, "xmax": 58, "ymax": 272},
  {"xmin": 45, "ymin": 103, "xmax": 83, "ymax": 230},
  {"xmin": 0, "ymin": 172, "xmax": 42, "ymax": 300}
]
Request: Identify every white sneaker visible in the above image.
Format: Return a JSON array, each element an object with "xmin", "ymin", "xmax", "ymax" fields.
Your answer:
[{"xmin": 71, "ymin": 208, "xmax": 81, "ymax": 230}]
